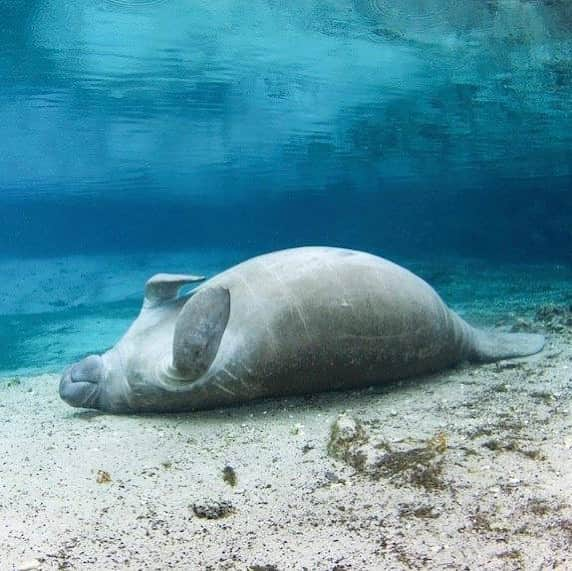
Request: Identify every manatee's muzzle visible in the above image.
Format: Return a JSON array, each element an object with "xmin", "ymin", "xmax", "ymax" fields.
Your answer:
[{"xmin": 59, "ymin": 354, "xmax": 104, "ymax": 409}]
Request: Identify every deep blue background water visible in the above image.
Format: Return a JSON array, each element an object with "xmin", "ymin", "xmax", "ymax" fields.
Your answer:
[
  {"xmin": 2, "ymin": 0, "xmax": 571, "ymax": 261},
  {"xmin": 1, "ymin": 1, "xmax": 571, "ymax": 374}
]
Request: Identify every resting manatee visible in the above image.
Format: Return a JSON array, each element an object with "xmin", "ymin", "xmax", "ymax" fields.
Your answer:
[{"xmin": 59, "ymin": 247, "xmax": 545, "ymax": 413}]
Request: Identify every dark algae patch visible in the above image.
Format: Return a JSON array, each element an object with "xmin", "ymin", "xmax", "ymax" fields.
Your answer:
[
  {"xmin": 374, "ymin": 439, "xmax": 447, "ymax": 491},
  {"xmin": 399, "ymin": 503, "xmax": 441, "ymax": 520},
  {"xmin": 511, "ymin": 303, "xmax": 572, "ymax": 335},
  {"xmin": 327, "ymin": 414, "xmax": 369, "ymax": 470},
  {"xmin": 222, "ymin": 465, "xmax": 237, "ymax": 487},
  {"xmin": 534, "ymin": 304, "xmax": 572, "ymax": 334},
  {"xmin": 481, "ymin": 439, "xmax": 546, "ymax": 461},
  {"xmin": 327, "ymin": 415, "xmax": 449, "ymax": 491},
  {"xmin": 3, "ymin": 377, "xmax": 21, "ymax": 388},
  {"xmin": 497, "ymin": 549, "xmax": 525, "ymax": 565}
]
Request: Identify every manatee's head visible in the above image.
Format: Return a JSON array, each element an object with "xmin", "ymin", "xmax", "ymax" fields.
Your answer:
[
  {"xmin": 58, "ymin": 298, "xmax": 182, "ymax": 413},
  {"xmin": 59, "ymin": 272, "xmax": 213, "ymax": 413},
  {"xmin": 59, "ymin": 349, "xmax": 130, "ymax": 412},
  {"xmin": 59, "ymin": 354, "xmax": 104, "ymax": 408}
]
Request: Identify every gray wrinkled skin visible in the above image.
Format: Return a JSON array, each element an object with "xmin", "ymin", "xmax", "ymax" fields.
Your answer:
[{"xmin": 59, "ymin": 247, "xmax": 545, "ymax": 413}]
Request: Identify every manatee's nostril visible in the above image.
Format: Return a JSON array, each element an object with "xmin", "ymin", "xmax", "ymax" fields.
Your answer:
[{"xmin": 70, "ymin": 355, "xmax": 104, "ymax": 384}]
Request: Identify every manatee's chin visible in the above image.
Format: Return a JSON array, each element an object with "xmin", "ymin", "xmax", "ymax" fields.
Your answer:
[{"xmin": 59, "ymin": 355, "xmax": 105, "ymax": 410}]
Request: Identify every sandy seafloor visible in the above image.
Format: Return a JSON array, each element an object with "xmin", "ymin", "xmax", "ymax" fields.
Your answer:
[{"xmin": 0, "ymin": 251, "xmax": 571, "ymax": 570}]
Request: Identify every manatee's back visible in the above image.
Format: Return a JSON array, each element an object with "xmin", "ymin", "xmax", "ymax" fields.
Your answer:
[{"xmin": 203, "ymin": 247, "xmax": 469, "ymax": 397}]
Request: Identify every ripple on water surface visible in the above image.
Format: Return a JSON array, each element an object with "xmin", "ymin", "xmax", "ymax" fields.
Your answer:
[{"xmin": 100, "ymin": 0, "xmax": 169, "ymax": 10}]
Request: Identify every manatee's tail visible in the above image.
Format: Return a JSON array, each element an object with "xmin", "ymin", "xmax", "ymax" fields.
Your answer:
[{"xmin": 469, "ymin": 328, "xmax": 545, "ymax": 363}]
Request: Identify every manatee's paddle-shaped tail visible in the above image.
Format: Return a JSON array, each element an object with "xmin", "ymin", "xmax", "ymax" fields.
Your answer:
[{"xmin": 468, "ymin": 327, "xmax": 545, "ymax": 363}]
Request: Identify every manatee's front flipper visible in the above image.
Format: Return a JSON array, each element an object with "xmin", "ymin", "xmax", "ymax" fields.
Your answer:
[
  {"xmin": 144, "ymin": 273, "xmax": 205, "ymax": 306},
  {"xmin": 172, "ymin": 287, "xmax": 231, "ymax": 381},
  {"xmin": 470, "ymin": 329, "xmax": 545, "ymax": 362}
]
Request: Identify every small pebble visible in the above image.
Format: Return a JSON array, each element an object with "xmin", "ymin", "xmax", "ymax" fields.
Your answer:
[
  {"xmin": 17, "ymin": 560, "xmax": 41, "ymax": 571},
  {"xmin": 324, "ymin": 470, "xmax": 340, "ymax": 483},
  {"xmin": 192, "ymin": 500, "xmax": 234, "ymax": 519},
  {"xmin": 291, "ymin": 423, "xmax": 304, "ymax": 435}
]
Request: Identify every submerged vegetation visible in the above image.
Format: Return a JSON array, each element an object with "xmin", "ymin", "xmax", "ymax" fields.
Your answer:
[
  {"xmin": 511, "ymin": 303, "xmax": 572, "ymax": 335},
  {"xmin": 222, "ymin": 465, "xmax": 238, "ymax": 487},
  {"xmin": 327, "ymin": 415, "xmax": 450, "ymax": 491},
  {"xmin": 3, "ymin": 377, "xmax": 21, "ymax": 388}
]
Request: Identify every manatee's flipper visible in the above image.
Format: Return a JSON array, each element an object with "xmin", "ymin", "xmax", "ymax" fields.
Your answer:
[
  {"xmin": 470, "ymin": 329, "xmax": 545, "ymax": 362},
  {"xmin": 144, "ymin": 273, "xmax": 205, "ymax": 306},
  {"xmin": 172, "ymin": 286, "xmax": 231, "ymax": 381}
]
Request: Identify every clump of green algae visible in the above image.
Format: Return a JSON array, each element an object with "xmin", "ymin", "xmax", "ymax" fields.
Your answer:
[
  {"xmin": 222, "ymin": 465, "xmax": 237, "ymax": 487},
  {"xmin": 327, "ymin": 415, "xmax": 449, "ymax": 491}
]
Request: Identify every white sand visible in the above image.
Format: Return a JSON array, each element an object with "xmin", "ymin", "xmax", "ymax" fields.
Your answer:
[{"xmin": 1, "ymin": 330, "xmax": 571, "ymax": 570}]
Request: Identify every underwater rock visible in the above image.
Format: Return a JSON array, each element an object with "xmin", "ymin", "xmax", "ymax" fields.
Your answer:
[
  {"xmin": 96, "ymin": 470, "xmax": 111, "ymax": 484},
  {"xmin": 324, "ymin": 470, "xmax": 343, "ymax": 484},
  {"xmin": 191, "ymin": 500, "xmax": 235, "ymax": 520}
]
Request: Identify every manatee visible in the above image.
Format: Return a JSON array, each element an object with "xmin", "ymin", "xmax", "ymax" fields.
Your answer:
[{"xmin": 59, "ymin": 247, "xmax": 545, "ymax": 413}]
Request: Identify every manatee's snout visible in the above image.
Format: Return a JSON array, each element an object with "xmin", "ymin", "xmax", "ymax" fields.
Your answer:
[{"xmin": 59, "ymin": 354, "xmax": 105, "ymax": 409}]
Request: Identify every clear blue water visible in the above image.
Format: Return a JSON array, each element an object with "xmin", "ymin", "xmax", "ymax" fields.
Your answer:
[{"xmin": 1, "ymin": 1, "xmax": 571, "ymax": 375}]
